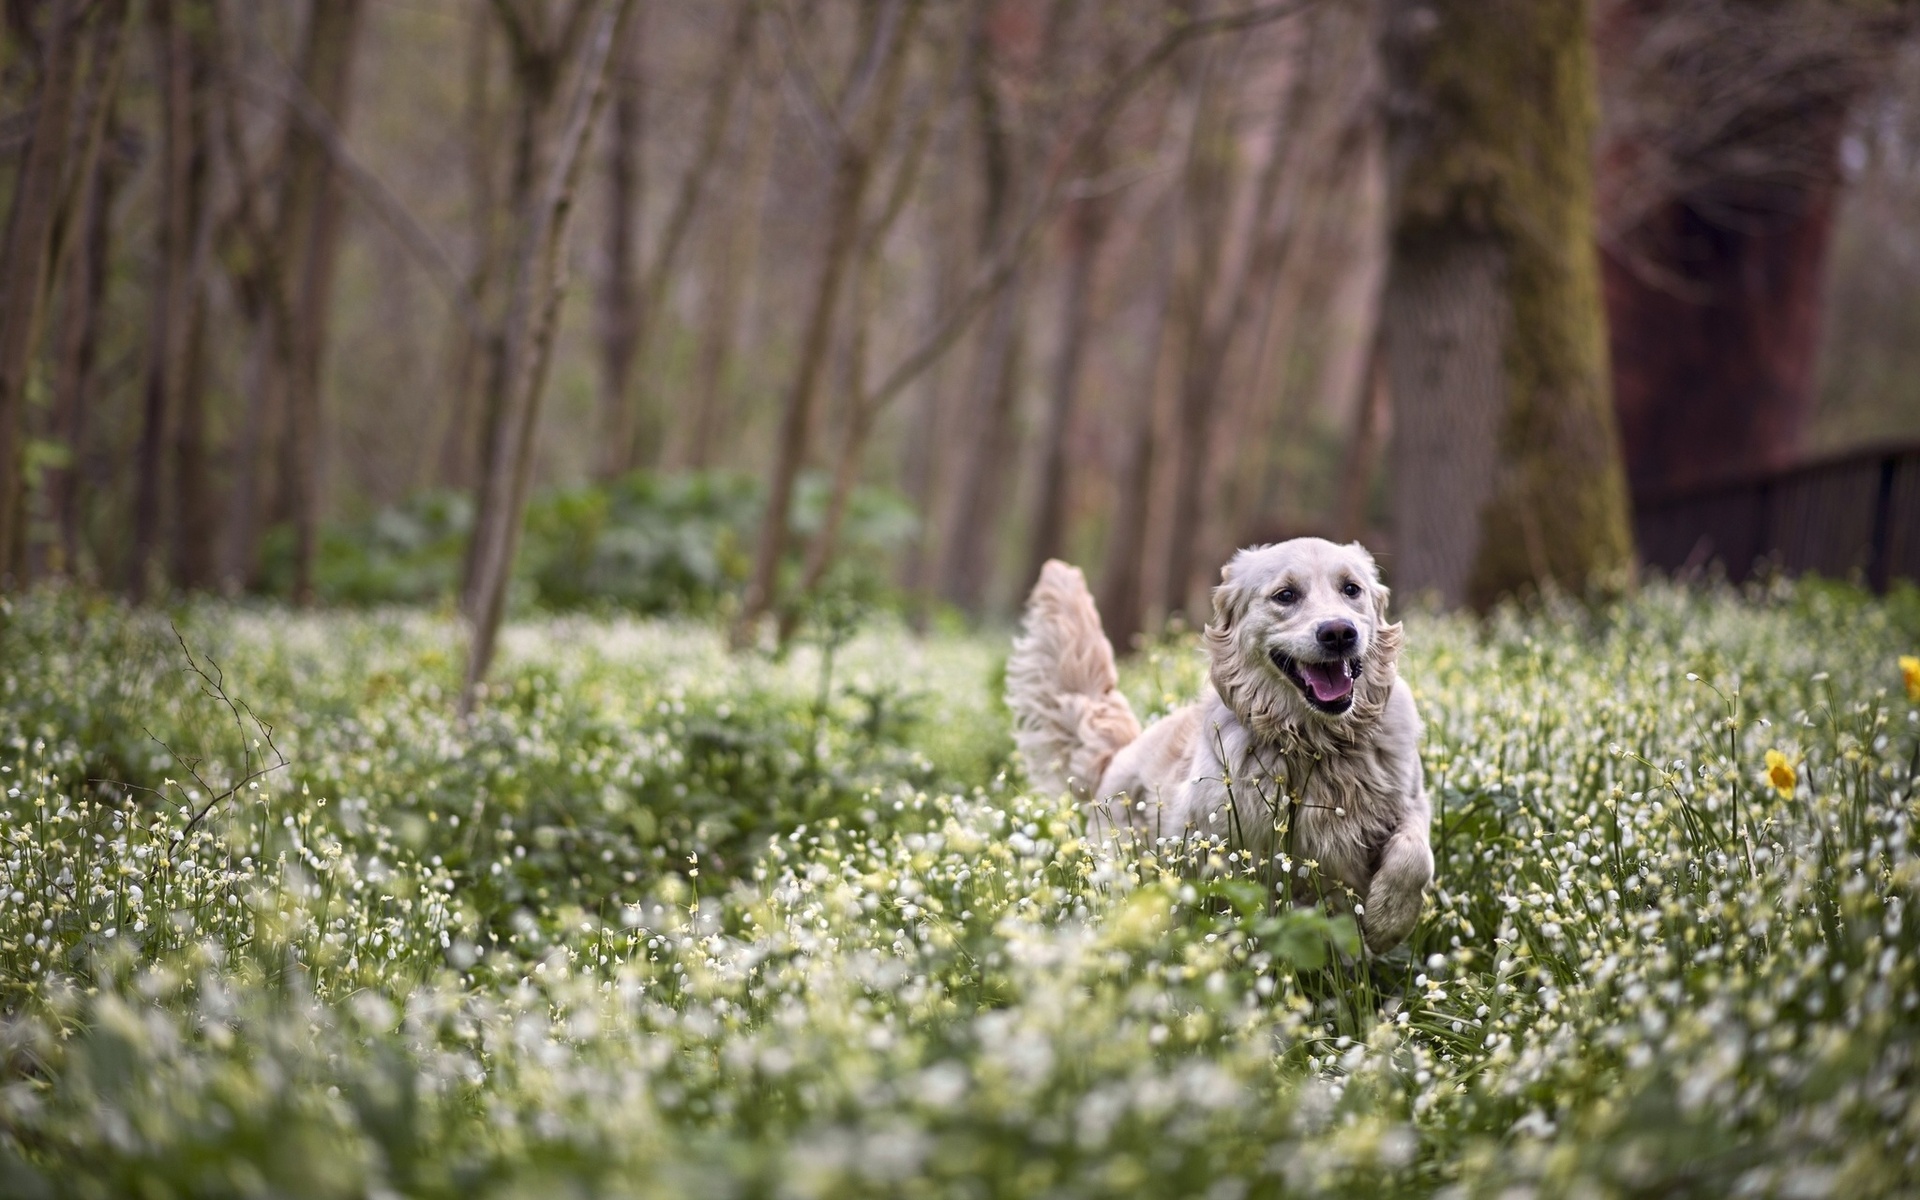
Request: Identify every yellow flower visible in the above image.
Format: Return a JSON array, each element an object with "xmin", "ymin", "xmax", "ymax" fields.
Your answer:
[
  {"xmin": 1764, "ymin": 750, "xmax": 1796, "ymax": 798},
  {"xmin": 1902, "ymin": 655, "xmax": 1920, "ymax": 703}
]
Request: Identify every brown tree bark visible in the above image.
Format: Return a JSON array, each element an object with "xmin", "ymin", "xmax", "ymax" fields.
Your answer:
[
  {"xmin": 38, "ymin": 0, "xmax": 129, "ymax": 582},
  {"xmin": 0, "ymin": 0, "xmax": 87, "ymax": 586},
  {"xmin": 1019, "ymin": 138, "xmax": 1110, "ymax": 592},
  {"xmin": 130, "ymin": 0, "xmax": 216, "ymax": 600},
  {"xmin": 47, "ymin": 116, "xmax": 116, "ymax": 581},
  {"xmin": 933, "ymin": 2, "xmax": 1030, "ymax": 614},
  {"xmin": 463, "ymin": 0, "xmax": 633, "ymax": 714},
  {"xmin": 733, "ymin": 0, "xmax": 923, "ymax": 645},
  {"xmin": 592, "ymin": 7, "xmax": 643, "ymax": 482},
  {"xmin": 459, "ymin": 0, "xmax": 603, "ymax": 613},
  {"xmin": 681, "ymin": 76, "xmax": 777, "ymax": 471},
  {"xmin": 281, "ymin": 0, "xmax": 367, "ymax": 605},
  {"xmin": 1380, "ymin": 0, "xmax": 1633, "ymax": 609},
  {"xmin": 597, "ymin": 0, "xmax": 759, "ymax": 479},
  {"xmin": 1094, "ymin": 18, "xmax": 1227, "ymax": 647}
]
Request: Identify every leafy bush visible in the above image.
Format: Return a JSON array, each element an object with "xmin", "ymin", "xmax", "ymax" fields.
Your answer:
[
  {"xmin": 0, "ymin": 580, "xmax": 1917, "ymax": 1197},
  {"xmin": 257, "ymin": 470, "xmax": 919, "ymax": 617}
]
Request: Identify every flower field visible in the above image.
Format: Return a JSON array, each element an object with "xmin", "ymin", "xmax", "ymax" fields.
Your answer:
[{"xmin": 1, "ymin": 581, "xmax": 1917, "ymax": 1198}]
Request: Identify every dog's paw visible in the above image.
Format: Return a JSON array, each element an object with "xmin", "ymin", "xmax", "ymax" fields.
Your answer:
[{"xmin": 1362, "ymin": 834, "xmax": 1433, "ymax": 953}]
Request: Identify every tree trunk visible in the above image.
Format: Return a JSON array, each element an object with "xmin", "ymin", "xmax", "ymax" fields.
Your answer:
[
  {"xmin": 131, "ymin": 0, "xmax": 216, "ymax": 600},
  {"xmin": 1380, "ymin": 0, "xmax": 1632, "ymax": 609},
  {"xmin": 39, "ymin": 0, "xmax": 129, "ymax": 582},
  {"xmin": 1020, "ymin": 149, "xmax": 1109, "ymax": 591},
  {"xmin": 682, "ymin": 78, "xmax": 776, "ymax": 471},
  {"xmin": 282, "ymin": 0, "xmax": 368, "ymax": 606},
  {"xmin": 463, "ymin": 0, "xmax": 632, "ymax": 714},
  {"xmin": 1096, "ymin": 200, "xmax": 1182, "ymax": 652},
  {"xmin": 592, "ymin": 8, "xmax": 642, "ymax": 482},
  {"xmin": 47, "ymin": 113, "xmax": 116, "ymax": 581},
  {"xmin": 0, "ymin": 0, "xmax": 86, "ymax": 586},
  {"xmin": 608, "ymin": 0, "xmax": 758, "ymax": 476},
  {"xmin": 459, "ymin": 33, "xmax": 553, "ymax": 615},
  {"xmin": 934, "ymin": 275, "xmax": 1024, "ymax": 612},
  {"xmin": 733, "ymin": 0, "xmax": 920, "ymax": 644}
]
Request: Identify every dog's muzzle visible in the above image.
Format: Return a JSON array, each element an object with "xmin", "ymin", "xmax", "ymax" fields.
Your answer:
[{"xmin": 1269, "ymin": 647, "xmax": 1363, "ymax": 715}]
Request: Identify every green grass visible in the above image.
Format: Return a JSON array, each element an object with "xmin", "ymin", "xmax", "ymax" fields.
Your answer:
[{"xmin": 0, "ymin": 579, "xmax": 1917, "ymax": 1197}]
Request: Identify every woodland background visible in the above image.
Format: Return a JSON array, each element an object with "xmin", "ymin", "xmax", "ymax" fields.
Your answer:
[{"xmin": 1, "ymin": 0, "xmax": 1917, "ymax": 685}]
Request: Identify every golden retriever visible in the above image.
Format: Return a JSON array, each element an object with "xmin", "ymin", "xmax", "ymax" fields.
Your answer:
[{"xmin": 1005, "ymin": 538, "xmax": 1432, "ymax": 952}]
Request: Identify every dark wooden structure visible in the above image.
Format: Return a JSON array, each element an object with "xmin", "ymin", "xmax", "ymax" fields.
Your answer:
[{"xmin": 1634, "ymin": 443, "xmax": 1920, "ymax": 591}]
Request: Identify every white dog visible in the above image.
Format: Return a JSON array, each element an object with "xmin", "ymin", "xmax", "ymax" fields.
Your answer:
[{"xmin": 1005, "ymin": 538, "xmax": 1432, "ymax": 952}]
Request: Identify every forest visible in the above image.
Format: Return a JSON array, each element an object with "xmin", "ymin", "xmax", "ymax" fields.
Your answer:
[{"xmin": 3, "ymin": 0, "xmax": 1920, "ymax": 1196}]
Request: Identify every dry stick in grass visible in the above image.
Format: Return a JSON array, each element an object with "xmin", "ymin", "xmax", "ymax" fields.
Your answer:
[
  {"xmin": 144, "ymin": 628, "xmax": 289, "ymax": 888},
  {"xmin": 461, "ymin": 0, "xmax": 633, "ymax": 718}
]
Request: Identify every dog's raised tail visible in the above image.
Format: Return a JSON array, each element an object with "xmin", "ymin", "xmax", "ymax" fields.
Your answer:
[{"xmin": 1005, "ymin": 560, "xmax": 1141, "ymax": 798}]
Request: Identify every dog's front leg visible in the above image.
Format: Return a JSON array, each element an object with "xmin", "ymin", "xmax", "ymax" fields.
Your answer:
[{"xmin": 1362, "ymin": 804, "xmax": 1433, "ymax": 953}]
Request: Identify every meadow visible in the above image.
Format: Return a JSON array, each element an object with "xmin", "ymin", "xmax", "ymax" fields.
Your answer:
[{"xmin": 0, "ymin": 580, "xmax": 1917, "ymax": 1198}]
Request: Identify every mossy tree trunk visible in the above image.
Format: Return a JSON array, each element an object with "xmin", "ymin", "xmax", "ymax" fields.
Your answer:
[{"xmin": 1380, "ymin": 0, "xmax": 1633, "ymax": 609}]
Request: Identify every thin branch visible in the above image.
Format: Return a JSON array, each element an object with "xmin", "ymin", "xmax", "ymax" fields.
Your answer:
[
  {"xmin": 486, "ymin": 0, "xmax": 539, "ymax": 71},
  {"xmin": 237, "ymin": 65, "xmax": 482, "ymax": 335},
  {"xmin": 852, "ymin": 0, "xmax": 1310, "ymax": 424},
  {"xmin": 770, "ymin": 0, "xmax": 843, "ymax": 154},
  {"xmin": 638, "ymin": 0, "xmax": 759, "ymax": 314}
]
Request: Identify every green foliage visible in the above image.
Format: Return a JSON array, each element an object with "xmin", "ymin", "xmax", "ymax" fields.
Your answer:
[
  {"xmin": 1, "ymin": 580, "xmax": 1918, "ymax": 1196},
  {"xmin": 257, "ymin": 469, "xmax": 918, "ymax": 617}
]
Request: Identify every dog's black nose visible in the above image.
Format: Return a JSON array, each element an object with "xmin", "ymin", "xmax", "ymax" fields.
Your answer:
[{"xmin": 1316, "ymin": 620, "xmax": 1358, "ymax": 653}]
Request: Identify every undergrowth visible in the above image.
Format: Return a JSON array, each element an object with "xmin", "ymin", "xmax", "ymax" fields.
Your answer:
[{"xmin": 0, "ymin": 579, "xmax": 1915, "ymax": 1197}]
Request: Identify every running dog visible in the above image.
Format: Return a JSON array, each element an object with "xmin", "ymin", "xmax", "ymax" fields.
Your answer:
[{"xmin": 1005, "ymin": 538, "xmax": 1432, "ymax": 952}]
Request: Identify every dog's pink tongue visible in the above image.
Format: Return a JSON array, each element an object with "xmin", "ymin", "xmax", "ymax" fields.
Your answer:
[{"xmin": 1301, "ymin": 661, "xmax": 1353, "ymax": 703}]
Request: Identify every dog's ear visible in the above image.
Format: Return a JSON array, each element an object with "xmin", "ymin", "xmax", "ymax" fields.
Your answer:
[{"xmin": 1209, "ymin": 559, "xmax": 1247, "ymax": 633}]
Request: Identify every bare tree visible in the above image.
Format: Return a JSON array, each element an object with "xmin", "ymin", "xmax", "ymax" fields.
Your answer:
[
  {"xmin": 38, "ymin": 0, "xmax": 131, "ymax": 582},
  {"xmin": 214, "ymin": 0, "xmax": 368, "ymax": 598},
  {"xmin": 462, "ymin": 0, "xmax": 633, "ymax": 714},
  {"xmin": 130, "ymin": 0, "xmax": 217, "ymax": 600},
  {"xmin": 1019, "ymin": 123, "xmax": 1111, "ymax": 592},
  {"xmin": 595, "ymin": 0, "xmax": 760, "ymax": 480},
  {"xmin": 0, "ymin": 0, "xmax": 90, "ymax": 583},
  {"xmin": 679, "ymin": 73, "xmax": 780, "ymax": 471},
  {"xmin": 732, "ymin": 0, "xmax": 926, "ymax": 645}
]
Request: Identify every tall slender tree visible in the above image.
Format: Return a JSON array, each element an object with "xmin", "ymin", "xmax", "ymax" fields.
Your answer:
[
  {"xmin": 733, "ymin": 0, "xmax": 924, "ymax": 644},
  {"xmin": 462, "ymin": 0, "xmax": 634, "ymax": 714},
  {"xmin": 595, "ymin": 0, "xmax": 759, "ymax": 479},
  {"xmin": 130, "ymin": 0, "xmax": 216, "ymax": 600},
  {"xmin": 0, "ymin": 0, "xmax": 89, "ymax": 583}
]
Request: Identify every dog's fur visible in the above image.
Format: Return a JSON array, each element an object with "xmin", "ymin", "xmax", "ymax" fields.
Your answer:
[{"xmin": 1006, "ymin": 539, "xmax": 1433, "ymax": 952}]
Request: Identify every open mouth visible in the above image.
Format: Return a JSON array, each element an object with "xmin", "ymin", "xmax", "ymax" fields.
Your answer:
[{"xmin": 1269, "ymin": 649, "xmax": 1363, "ymax": 715}]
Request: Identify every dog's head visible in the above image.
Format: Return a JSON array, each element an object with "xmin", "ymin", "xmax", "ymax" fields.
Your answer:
[{"xmin": 1203, "ymin": 538, "xmax": 1400, "ymax": 729}]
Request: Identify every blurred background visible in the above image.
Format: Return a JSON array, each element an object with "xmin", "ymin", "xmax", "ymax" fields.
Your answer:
[{"xmin": 0, "ymin": 0, "xmax": 1916, "ymax": 649}]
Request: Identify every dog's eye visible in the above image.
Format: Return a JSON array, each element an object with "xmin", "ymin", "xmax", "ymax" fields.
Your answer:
[
  {"xmin": 1272, "ymin": 587, "xmax": 1298, "ymax": 605},
  {"xmin": 1342, "ymin": 581, "xmax": 1363, "ymax": 599}
]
